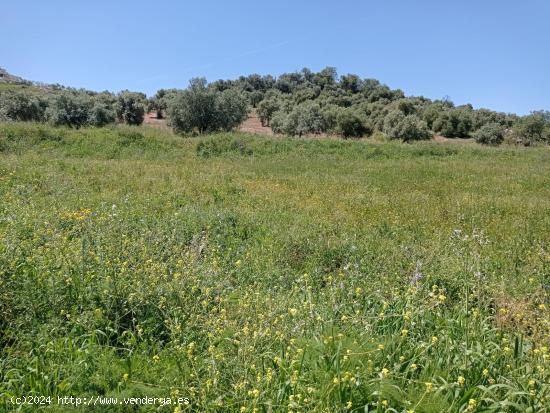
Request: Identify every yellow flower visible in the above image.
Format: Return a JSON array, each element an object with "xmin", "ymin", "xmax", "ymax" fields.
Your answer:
[
  {"xmin": 482, "ymin": 368, "xmax": 489, "ymax": 377},
  {"xmin": 457, "ymin": 376, "xmax": 465, "ymax": 386},
  {"xmin": 152, "ymin": 354, "xmax": 160, "ymax": 363},
  {"xmin": 235, "ymin": 260, "xmax": 242, "ymax": 266},
  {"xmin": 380, "ymin": 368, "xmax": 390, "ymax": 378},
  {"xmin": 425, "ymin": 382, "xmax": 433, "ymax": 392},
  {"xmin": 174, "ymin": 406, "xmax": 182, "ymax": 413},
  {"xmin": 122, "ymin": 373, "xmax": 129, "ymax": 381},
  {"xmin": 401, "ymin": 329, "xmax": 409, "ymax": 337},
  {"xmin": 289, "ymin": 308, "xmax": 298, "ymax": 316},
  {"xmin": 378, "ymin": 344, "xmax": 385, "ymax": 350},
  {"xmin": 346, "ymin": 400, "xmax": 352, "ymax": 409},
  {"xmin": 431, "ymin": 336, "xmax": 438, "ymax": 345},
  {"xmin": 410, "ymin": 363, "xmax": 418, "ymax": 371},
  {"xmin": 467, "ymin": 399, "xmax": 477, "ymax": 410},
  {"xmin": 381, "ymin": 400, "xmax": 388, "ymax": 408}
]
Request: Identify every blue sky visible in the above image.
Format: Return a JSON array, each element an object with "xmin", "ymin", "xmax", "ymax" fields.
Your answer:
[{"xmin": 1, "ymin": 0, "xmax": 548, "ymax": 114}]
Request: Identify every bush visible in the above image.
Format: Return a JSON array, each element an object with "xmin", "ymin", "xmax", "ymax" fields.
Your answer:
[
  {"xmin": 257, "ymin": 97, "xmax": 280, "ymax": 126},
  {"xmin": 335, "ymin": 108, "xmax": 368, "ymax": 138},
  {"xmin": 0, "ymin": 91, "xmax": 46, "ymax": 122},
  {"xmin": 433, "ymin": 108, "xmax": 473, "ymax": 138},
  {"xmin": 472, "ymin": 123, "xmax": 505, "ymax": 145},
  {"xmin": 116, "ymin": 91, "xmax": 146, "ymax": 125},
  {"xmin": 45, "ymin": 92, "xmax": 92, "ymax": 128},
  {"xmin": 88, "ymin": 102, "xmax": 116, "ymax": 127},
  {"xmin": 383, "ymin": 111, "xmax": 431, "ymax": 141},
  {"xmin": 167, "ymin": 78, "xmax": 248, "ymax": 134},
  {"xmin": 215, "ymin": 88, "xmax": 249, "ymax": 131},
  {"xmin": 271, "ymin": 102, "xmax": 325, "ymax": 137},
  {"xmin": 511, "ymin": 112, "xmax": 550, "ymax": 146}
]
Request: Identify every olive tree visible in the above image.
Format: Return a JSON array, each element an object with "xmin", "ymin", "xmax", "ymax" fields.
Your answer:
[
  {"xmin": 383, "ymin": 110, "xmax": 431, "ymax": 141},
  {"xmin": 45, "ymin": 91, "xmax": 92, "ymax": 128},
  {"xmin": 472, "ymin": 123, "xmax": 505, "ymax": 145},
  {"xmin": 116, "ymin": 91, "xmax": 146, "ymax": 125},
  {"xmin": 257, "ymin": 96, "xmax": 280, "ymax": 126},
  {"xmin": 0, "ymin": 90, "xmax": 46, "ymax": 122},
  {"xmin": 167, "ymin": 78, "xmax": 248, "ymax": 134}
]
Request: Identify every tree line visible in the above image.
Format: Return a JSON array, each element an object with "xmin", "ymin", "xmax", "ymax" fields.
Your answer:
[{"xmin": 1, "ymin": 67, "xmax": 549, "ymax": 145}]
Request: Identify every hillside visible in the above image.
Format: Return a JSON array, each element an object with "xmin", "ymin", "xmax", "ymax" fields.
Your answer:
[{"xmin": 1, "ymin": 123, "xmax": 549, "ymax": 411}]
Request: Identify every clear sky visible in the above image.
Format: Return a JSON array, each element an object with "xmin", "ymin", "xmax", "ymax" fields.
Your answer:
[{"xmin": 1, "ymin": 0, "xmax": 548, "ymax": 114}]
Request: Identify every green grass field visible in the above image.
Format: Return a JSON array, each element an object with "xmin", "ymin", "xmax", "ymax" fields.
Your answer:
[{"xmin": 1, "ymin": 123, "xmax": 549, "ymax": 412}]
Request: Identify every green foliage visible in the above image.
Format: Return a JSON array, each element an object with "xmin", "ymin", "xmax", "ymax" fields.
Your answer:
[
  {"xmin": 167, "ymin": 78, "xmax": 248, "ymax": 134},
  {"xmin": 45, "ymin": 91, "xmax": 93, "ymax": 128},
  {"xmin": 88, "ymin": 101, "xmax": 116, "ymax": 127},
  {"xmin": 0, "ymin": 90, "xmax": 46, "ymax": 122},
  {"xmin": 473, "ymin": 122, "xmax": 505, "ymax": 145},
  {"xmin": 511, "ymin": 111, "xmax": 550, "ymax": 146},
  {"xmin": 433, "ymin": 107, "xmax": 473, "ymax": 138},
  {"xmin": 335, "ymin": 107, "xmax": 368, "ymax": 138},
  {"xmin": 1, "ymin": 123, "xmax": 549, "ymax": 412},
  {"xmin": 115, "ymin": 90, "xmax": 146, "ymax": 125},
  {"xmin": 257, "ymin": 96, "xmax": 280, "ymax": 126},
  {"xmin": 271, "ymin": 101, "xmax": 325, "ymax": 136},
  {"xmin": 196, "ymin": 134, "xmax": 253, "ymax": 157},
  {"xmin": 383, "ymin": 110, "xmax": 432, "ymax": 141}
]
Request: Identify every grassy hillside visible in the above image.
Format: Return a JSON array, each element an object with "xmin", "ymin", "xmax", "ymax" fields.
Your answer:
[{"xmin": 1, "ymin": 123, "xmax": 549, "ymax": 412}]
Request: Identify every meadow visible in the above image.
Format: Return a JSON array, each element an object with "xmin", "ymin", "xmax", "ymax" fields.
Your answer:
[{"xmin": 0, "ymin": 123, "xmax": 549, "ymax": 412}]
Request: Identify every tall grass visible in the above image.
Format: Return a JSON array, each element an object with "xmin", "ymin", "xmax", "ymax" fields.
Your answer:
[{"xmin": 1, "ymin": 123, "xmax": 549, "ymax": 412}]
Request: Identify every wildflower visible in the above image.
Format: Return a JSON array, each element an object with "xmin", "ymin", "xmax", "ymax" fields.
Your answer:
[
  {"xmin": 378, "ymin": 344, "xmax": 384, "ymax": 350},
  {"xmin": 482, "ymin": 369, "xmax": 489, "ymax": 377},
  {"xmin": 355, "ymin": 287, "xmax": 363, "ymax": 295},
  {"xmin": 289, "ymin": 308, "xmax": 298, "ymax": 316},
  {"xmin": 174, "ymin": 406, "xmax": 182, "ymax": 413},
  {"xmin": 152, "ymin": 354, "xmax": 160, "ymax": 363},
  {"xmin": 122, "ymin": 373, "xmax": 129, "ymax": 381},
  {"xmin": 381, "ymin": 400, "xmax": 388, "ymax": 408},
  {"xmin": 528, "ymin": 379, "xmax": 536, "ymax": 387},
  {"xmin": 431, "ymin": 336, "xmax": 439, "ymax": 345},
  {"xmin": 401, "ymin": 329, "xmax": 409, "ymax": 337},
  {"xmin": 425, "ymin": 382, "xmax": 433, "ymax": 392},
  {"xmin": 467, "ymin": 399, "xmax": 477, "ymax": 410},
  {"xmin": 457, "ymin": 376, "xmax": 465, "ymax": 386},
  {"xmin": 399, "ymin": 356, "xmax": 405, "ymax": 362},
  {"xmin": 380, "ymin": 368, "xmax": 389, "ymax": 378},
  {"xmin": 346, "ymin": 400, "xmax": 352, "ymax": 409},
  {"xmin": 410, "ymin": 363, "xmax": 418, "ymax": 371},
  {"xmin": 240, "ymin": 407, "xmax": 247, "ymax": 413},
  {"xmin": 235, "ymin": 260, "xmax": 242, "ymax": 267}
]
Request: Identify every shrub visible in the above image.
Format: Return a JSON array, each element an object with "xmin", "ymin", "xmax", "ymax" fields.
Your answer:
[
  {"xmin": 511, "ymin": 112, "xmax": 550, "ymax": 146},
  {"xmin": 45, "ymin": 92, "xmax": 92, "ymax": 128},
  {"xmin": 167, "ymin": 78, "xmax": 248, "ymax": 134},
  {"xmin": 335, "ymin": 108, "xmax": 368, "ymax": 138},
  {"xmin": 383, "ymin": 111, "xmax": 431, "ymax": 141},
  {"xmin": 215, "ymin": 89, "xmax": 249, "ymax": 131},
  {"xmin": 257, "ymin": 97, "xmax": 280, "ymax": 126},
  {"xmin": 115, "ymin": 91, "xmax": 146, "ymax": 125},
  {"xmin": 88, "ymin": 101, "xmax": 116, "ymax": 127},
  {"xmin": 0, "ymin": 90, "xmax": 46, "ymax": 122},
  {"xmin": 271, "ymin": 101, "xmax": 325, "ymax": 137},
  {"xmin": 472, "ymin": 123, "xmax": 505, "ymax": 145},
  {"xmin": 433, "ymin": 108, "xmax": 473, "ymax": 138}
]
